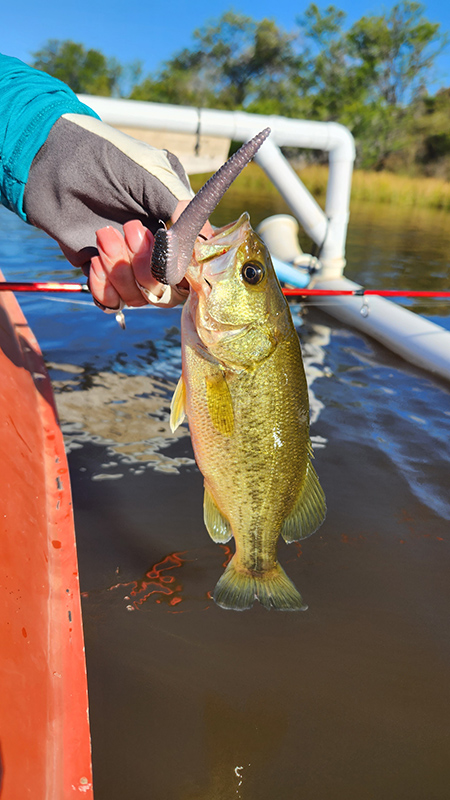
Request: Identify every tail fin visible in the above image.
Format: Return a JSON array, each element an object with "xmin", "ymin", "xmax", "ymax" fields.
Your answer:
[{"xmin": 213, "ymin": 556, "xmax": 307, "ymax": 611}]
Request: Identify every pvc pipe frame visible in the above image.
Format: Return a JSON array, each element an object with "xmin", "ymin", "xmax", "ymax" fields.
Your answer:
[
  {"xmin": 311, "ymin": 277, "xmax": 450, "ymax": 382},
  {"xmin": 78, "ymin": 96, "xmax": 355, "ymax": 278}
]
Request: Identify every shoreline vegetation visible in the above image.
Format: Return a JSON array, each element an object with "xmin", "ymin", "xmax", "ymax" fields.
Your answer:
[
  {"xmin": 31, "ymin": 4, "xmax": 450, "ymax": 187},
  {"xmin": 191, "ymin": 163, "xmax": 450, "ymax": 212}
]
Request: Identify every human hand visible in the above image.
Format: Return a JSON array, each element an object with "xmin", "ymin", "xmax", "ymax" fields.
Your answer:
[{"xmin": 89, "ymin": 202, "xmax": 214, "ymax": 311}]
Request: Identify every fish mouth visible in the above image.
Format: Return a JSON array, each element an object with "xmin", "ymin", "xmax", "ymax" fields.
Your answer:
[
  {"xmin": 195, "ymin": 214, "xmax": 251, "ymax": 266},
  {"xmin": 186, "ymin": 213, "xmax": 251, "ymax": 295}
]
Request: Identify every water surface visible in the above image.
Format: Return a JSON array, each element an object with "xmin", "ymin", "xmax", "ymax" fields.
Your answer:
[{"xmin": 0, "ymin": 194, "xmax": 449, "ymax": 800}]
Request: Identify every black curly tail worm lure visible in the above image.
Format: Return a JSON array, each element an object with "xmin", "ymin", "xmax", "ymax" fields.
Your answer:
[{"xmin": 150, "ymin": 127, "xmax": 271, "ymax": 286}]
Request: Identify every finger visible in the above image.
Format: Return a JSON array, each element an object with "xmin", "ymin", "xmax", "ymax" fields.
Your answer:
[
  {"xmin": 89, "ymin": 255, "xmax": 122, "ymax": 309},
  {"xmin": 96, "ymin": 226, "xmax": 147, "ymax": 307},
  {"xmin": 122, "ymin": 220, "xmax": 164, "ymax": 298},
  {"xmin": 123, "ymin": 220, "xmax": 188, "ymax": 309}
]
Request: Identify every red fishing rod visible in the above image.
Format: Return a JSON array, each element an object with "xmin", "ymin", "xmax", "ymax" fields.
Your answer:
[
  {"xmin": 0, "ymin": 281, "xmax": 91, "ymax": 293},
  {"xmin": 282, "ymin": 288, "xmax": 450, "ymax": 298},
  {"xmin": 0, "ymin": 281, "xmax": 449, "ymax": 298}
]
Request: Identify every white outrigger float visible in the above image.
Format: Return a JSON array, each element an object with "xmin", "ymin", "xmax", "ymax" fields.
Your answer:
[{"xmin": 79, "ymin": 96, "xmax": 450, "ymax": 383}]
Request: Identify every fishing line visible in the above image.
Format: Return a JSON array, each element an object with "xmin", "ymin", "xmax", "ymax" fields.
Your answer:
[
  {"xmin": 44, "ymin": 296, "xmax": 163, "ymax": 309},
  {"xmin": 310, "ymin": 216, "xmax": 330, "ymax": 260},
  {"xmin": 44, "ymin": 296, "xmax": 95, "ymax": 306},
  {"xmin": 195, "ymin": 108, "xmax": 201, "ymax": 157}
]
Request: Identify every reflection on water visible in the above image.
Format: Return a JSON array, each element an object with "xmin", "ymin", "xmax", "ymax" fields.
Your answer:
[
  {"xmin": 345, "ymin": 201, "xmax": 450, "ymax": 324},
  {"xmin": 1, "ymin": 198, "xmax": 450, "ymax": 799},
  {"xmin": 83, "ymin": 544, "xmax": 235, "ymax": 614},
  {"xmin": 48, "ymin": 306, "xmax": 330, "ymax": 474},
  {"xmin": 306, "ymin": 310, "xmax": 450, "ymax": 521},
  {"xmin": 51, "ymin": 367, "xmax": 193, "ymax": 474},
  {"xmin": 107, "ymin": 550, "xmax": 187, "ymax": 611}
]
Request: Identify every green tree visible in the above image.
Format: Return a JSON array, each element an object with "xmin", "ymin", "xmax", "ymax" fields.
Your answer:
[
  {"xmin": 347, "ymin": 1, "xmax": 445, "ymax": 107},
  {"xmin": 32, "ymin": 9, "xmax": 449, "ymax": 175},
  {"xmin": 347, "ymin": 2, "xmax": 447, "ymax": 167},
  {"xmin": 31, "ymin": 40, "xmax": 128, "ymax": 96},
  {"xmin": 297, "ymin": 2, "xmax": 447, "ymax": 169},
  {"xmin": 130, "ymin": 11, "xmax": 305, "ymax": 116},
  {"xmin": 398, "ymin": 88, "xmax": 450, "ymax": 177},
  {"xmin": 297, "ymin": 5, "xmax": 360, "ymax": 120}
]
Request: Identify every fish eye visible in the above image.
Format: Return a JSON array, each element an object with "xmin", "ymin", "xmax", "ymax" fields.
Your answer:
[{"xmin": 241, "ymin": 261, "xmax": 264, "ymax": 285}]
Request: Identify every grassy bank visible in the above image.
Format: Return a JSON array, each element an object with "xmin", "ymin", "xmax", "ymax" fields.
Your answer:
[
  {"xmin": 191, "ymin": 163, "xmax": 450, "ymax": 212},
  {"xmin": 342, "ymin": 167, "xmax": 450, "ymax": 210}
]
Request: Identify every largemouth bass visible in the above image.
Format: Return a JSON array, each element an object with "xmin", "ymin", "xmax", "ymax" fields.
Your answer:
[{"xmin": 170, "ymin": 213, "xmax": 326, "ymax": 611}]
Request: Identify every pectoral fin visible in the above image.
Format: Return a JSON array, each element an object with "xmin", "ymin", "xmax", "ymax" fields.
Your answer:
[
  {"xmin": 204, "ymin": 485, "xmax": 232, "ymax": 543},
  {"xmin": 205, "ymin": 371, "xmax": 234, "ymax": 436},
  {"xmin": 281, "ymin": 450, "xmax": 326, "ymax": 543},
  {"xmin": 170, "ymin": 375, "xmax": 187, "ymax": 432}
]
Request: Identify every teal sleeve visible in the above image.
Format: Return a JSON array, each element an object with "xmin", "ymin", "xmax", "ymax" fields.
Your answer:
[{"xmin": 0, "ymin": 54, "xmax": 100, "ymax": 221}]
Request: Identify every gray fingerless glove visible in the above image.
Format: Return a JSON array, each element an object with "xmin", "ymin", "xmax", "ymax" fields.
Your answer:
[{"xmin": 23, "ymin": 114, "xmax": 194, "ymax": 273}]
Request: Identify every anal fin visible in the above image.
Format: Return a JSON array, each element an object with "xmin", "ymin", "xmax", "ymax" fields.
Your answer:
[
  {"xmin": 204, "ymin": 485, "xmax": 232, "ymax": 543},
  {"xmin": 281, "ymin": 453, "xmax": 326, "ymax": 543}
]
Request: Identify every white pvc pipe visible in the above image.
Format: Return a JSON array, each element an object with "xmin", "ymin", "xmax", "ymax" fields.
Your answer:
[
  {"xmin": 254, "ymin": 139, "xmax": 328, "ymax": 249},
  {"xmin": 78, "ymin": 96, "xmax": 356, "ymax": 160},
  {"xmin": 258, "ymin": 214, "xmax": 450, "ymax": 382},
  {"xmin": 77, "ymin": 96, "xmax": 355, "ymax": 276},
  {"xmin": 77, "ymin": 95, "xmax": 201, "ymax": 132},
  {"xmin": 311, "ymin": 277, "xmax": 450, "ymax": 382},
  {"xmin": 324, "ymin": 158, "xmax": 353, "ymax": 276}
]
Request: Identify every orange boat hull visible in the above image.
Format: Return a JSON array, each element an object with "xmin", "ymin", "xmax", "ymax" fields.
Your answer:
[{"xmin": 0, "ymin": 279, "xmax": 93, "ymax": 798}]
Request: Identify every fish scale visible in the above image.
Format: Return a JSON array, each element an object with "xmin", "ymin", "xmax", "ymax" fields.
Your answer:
[{"xmin": 226, "ymin": 353, "xmax": 304, "ymax": 571}]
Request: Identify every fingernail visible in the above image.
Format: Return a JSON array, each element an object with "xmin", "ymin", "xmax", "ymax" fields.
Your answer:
[
  {"xmin": 96, "ymin": 227, "xmax": 124, "ymax": 257},
  {"xmin": 126, "ymin": 225, "xmax": 151, "ymax": 255}
]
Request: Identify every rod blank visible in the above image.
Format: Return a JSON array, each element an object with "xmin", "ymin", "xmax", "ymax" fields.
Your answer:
[{"xmin": 0, "ymin": 282, "xmax": 448, "ymax": 298}]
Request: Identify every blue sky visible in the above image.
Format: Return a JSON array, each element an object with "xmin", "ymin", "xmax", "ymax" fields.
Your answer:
[{"xmin": 2, "ymin": 0, "xmax": 449, "ymax": 92}]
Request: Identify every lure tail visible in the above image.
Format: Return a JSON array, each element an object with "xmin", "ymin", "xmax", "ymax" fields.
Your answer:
[
  {"xmin": 213, "ymin": 556, "xmax": 307, "ymax": 611},
  {"xmin": 151, "ymin": 128, "xmax": 270, "ymax": 286}
]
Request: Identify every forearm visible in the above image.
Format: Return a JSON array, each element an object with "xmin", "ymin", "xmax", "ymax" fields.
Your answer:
[
  {"xmin": 0, "ymin": 53, "xmax": 99, "ymax": 220},
  {"xmin": 23, "ymin": 114, "xmax": 194, "ymax": 269}
]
